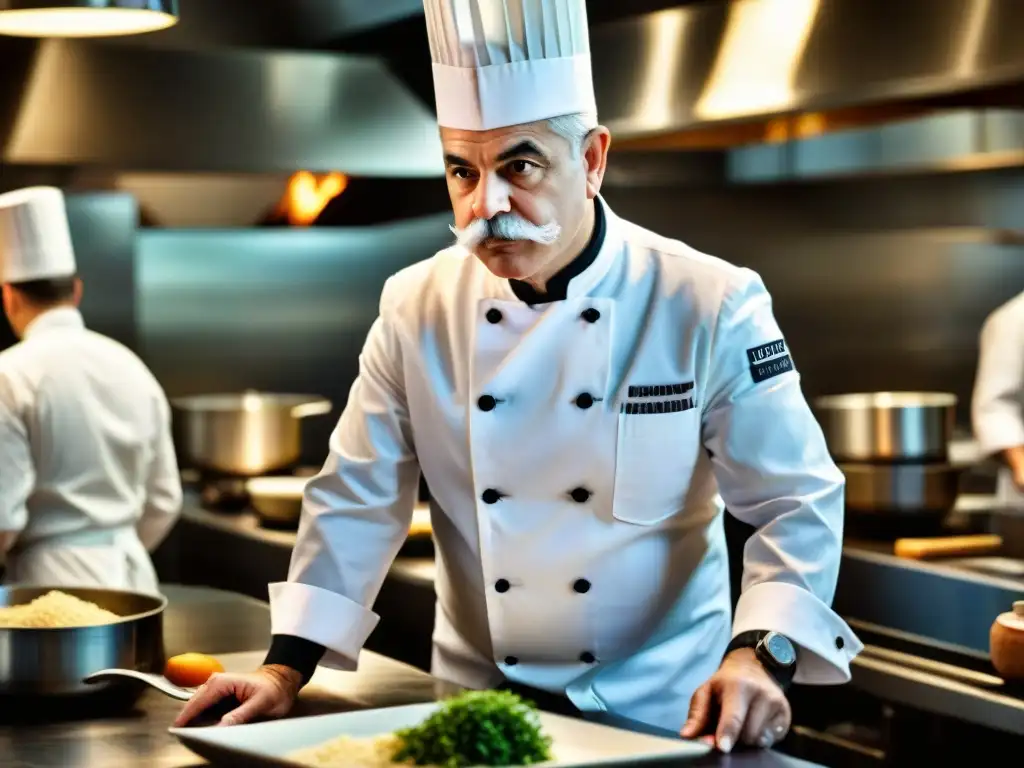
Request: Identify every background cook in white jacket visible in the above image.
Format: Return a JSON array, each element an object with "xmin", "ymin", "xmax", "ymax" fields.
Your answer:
[
  {"xmin": 178, "ymin": 0, "xmax": 862, "ymax": 754},
  {"xmin": 972, "ymin": 291, "xmax": 1024, "ymax": 506},
  {"xmin": 0, "ymin": 186, "xmax": 182, "ymax": 595}
]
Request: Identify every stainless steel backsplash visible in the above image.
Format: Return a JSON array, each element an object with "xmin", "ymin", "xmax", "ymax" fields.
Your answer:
[
  {"xmin": 25, "ymin": 166, "xmax": 1024, "ymax": 470},
  {"xmin": 601, "ymin": 165, "xmax": 1024, "ymax": 426},
  {"xmin": 135, "ymin": 215, "xmax": 454, "ymax": 465}
]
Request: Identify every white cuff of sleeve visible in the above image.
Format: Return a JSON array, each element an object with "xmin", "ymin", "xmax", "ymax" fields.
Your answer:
[
  {"xmin": 733, "ymin": 581, "xmax": 864, "ymax": 684},
  {"xmin": 269, "ymin": 581, "xmax": 380, "ymax": 671}
]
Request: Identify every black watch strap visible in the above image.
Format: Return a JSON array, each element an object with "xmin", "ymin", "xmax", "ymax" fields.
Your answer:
[
  {"xmin": 726, "ymin": 630, "xmax": 797, "ymax": 691},
  {"xmin": 726, "ymin": 630, "xmax": 768, "ymax": 654}
]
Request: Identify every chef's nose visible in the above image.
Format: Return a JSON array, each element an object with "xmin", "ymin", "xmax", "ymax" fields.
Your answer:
[{"xmin": 472, "ymin": 171, "xmax": 512, "ymax": 221}]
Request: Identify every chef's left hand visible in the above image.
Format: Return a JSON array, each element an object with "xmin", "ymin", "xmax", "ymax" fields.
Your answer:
[{"xmin": 680, "ymin": 648, "xmax": 791, "ymax": 753}]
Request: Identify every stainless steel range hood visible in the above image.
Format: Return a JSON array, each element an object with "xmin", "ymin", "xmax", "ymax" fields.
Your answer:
[
  {"xmin": 727, "ymin": 108, "xmax": 1024, "ymax": 183},
  {"xmin": 0, "ymin": 37, "xmax": 444, "ymax": 175},
  {"xmin": 592, "ymin": 0, "xmax": 1024, "ymax": 149},
  {"xmin": 7, "ymin": 0, "xmax": 1024, "ymax": 173}
]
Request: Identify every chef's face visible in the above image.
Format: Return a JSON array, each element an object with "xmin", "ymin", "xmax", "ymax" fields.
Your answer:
[{"xmin": 440, "ymin": 119, "xmax": 610, "ymax": 283}]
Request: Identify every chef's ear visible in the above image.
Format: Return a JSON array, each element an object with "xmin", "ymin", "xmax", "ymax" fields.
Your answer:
[
  {"xmin": 71, "ymin": 277, "xmax": 83, "ymax": 306},
  {"xmin": 582, "ymin": 126, "xmax": 611, "ymax": 199}
]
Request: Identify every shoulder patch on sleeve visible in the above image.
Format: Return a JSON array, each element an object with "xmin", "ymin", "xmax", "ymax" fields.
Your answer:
[{"xmin": 746, "ymin": 339, "xmax": 793, "ymax": 383}]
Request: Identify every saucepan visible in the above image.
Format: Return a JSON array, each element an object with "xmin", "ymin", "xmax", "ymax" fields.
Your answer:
[
  {"xmin": 245, "ymin": 475, "xmax": 308, "ymax": 529},
  {"xmin": 0, "ymin": 586, "xmax": 167, "ymax": 698},
  {"xmin": 839, "ymin": 462, "xmax": 964, "ymax": 517},
  {"xmin": 172, "ymin": 390, "xmax": 332, "ymax": 476},
  {"xmin": 813, "ymin": 391, "xmax": 957, "ymax": 463}
]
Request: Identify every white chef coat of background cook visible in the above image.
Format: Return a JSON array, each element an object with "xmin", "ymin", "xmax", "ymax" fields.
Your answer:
[
  {"xmin": 972, "ymin": 290, "xmax": 1024, "ymax": 508},
  {"xmin": 0, "ymin": 307, "xmax": 182, "ymax": 594},
  {"xmin": 269, "ymin": 199, "xmax": 863, "ymax": 731}
]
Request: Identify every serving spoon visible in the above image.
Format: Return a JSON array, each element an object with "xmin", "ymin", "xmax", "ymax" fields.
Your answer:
[{"xmin": 83, "ymin": 668, "xmax": 197, "ymax": 700}]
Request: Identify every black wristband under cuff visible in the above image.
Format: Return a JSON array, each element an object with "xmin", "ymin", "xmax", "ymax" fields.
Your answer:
[{"xmin": 263, "ymin": 634, "xmax": 327, "ymax": 686}]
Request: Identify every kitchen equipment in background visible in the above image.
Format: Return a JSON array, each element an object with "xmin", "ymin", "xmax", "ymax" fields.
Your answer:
[
  {"xmin": 171, "ymin": 390, "xmax": 331, "ymax": 476},
  {"xmin": 815, "ymin": 391, "xmax": 962, "ymax": 534},
  {"xmin": 893, "ymin": 534, "xmax": 1003, "ymax": 560},
  {"xmin": 0, "ymin": 586, "xmax": 166, "ymax": 697},
  {"xmin": 841, "ymin": 463, "xmax": 963, "ymax": 517},
  {"xmin": 245, "ymin": 473, "xmax": 436, "ymax": 535},
  {"xmin": 814, "ymin": 391, "xmax": 957, "ymax": 463},
  {"xmin": 195, "ymin": 473, "xmax": 250, "ymax": 512},
  {"xmin": 990, "ymin": 601, "xmax": 1024, "ymax": 682},
  {"xmin": 245, "ymin": 475, "xmax": 306, "ymax": 530}
]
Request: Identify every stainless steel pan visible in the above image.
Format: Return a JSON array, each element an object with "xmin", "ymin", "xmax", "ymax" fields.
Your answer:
[
  {"xmin": 840, "ymin": 462, "xmax": 963, "ymax": 517},
  {"xmin": 813, "ymin": 391, "xmax": 957, "ymax": 463},
  {"xmin": 0, "ymin": 586, "xmax": 167, "ymax": 696},
  {"xmin": 245, "ymin": 475, "xmax": 306, "ymax": 529},
  {"xmin": 172, "ymin": 390, "xmax": 332, "ymax": 476}
]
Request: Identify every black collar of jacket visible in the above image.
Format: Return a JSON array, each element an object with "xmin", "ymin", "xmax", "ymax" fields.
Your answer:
[{"xmin": 508, "ymin": 198, "xmax": 607, "ymax": 306}]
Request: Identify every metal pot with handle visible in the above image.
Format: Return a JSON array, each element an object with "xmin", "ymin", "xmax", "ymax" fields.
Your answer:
[
  {"xmin": 813, "ymin": 391, "xmax": 957, "ymax": 463},
  {"xmin": 838, "ymin": 462, "xmax": 964, "ymax": 516},
  {"xmin": 814, "ymin": 392, "xmax": 961, "ymax": 530},
  {"xmin": 0, "ymin": 586, "xmax": 166, "ymax": 697},
  {"xmin": 171, "ymin": 390, "xmax": 332, "ymax": 476}
]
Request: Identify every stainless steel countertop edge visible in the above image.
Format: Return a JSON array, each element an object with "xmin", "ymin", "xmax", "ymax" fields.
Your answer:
[{"xmin": 181, "ymin": 499, "xmax": 1024, "ymax": 735}]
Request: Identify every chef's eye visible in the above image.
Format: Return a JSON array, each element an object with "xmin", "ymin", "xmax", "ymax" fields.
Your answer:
[
  {"xmin": 508, "ymin": 160, "xmax": 536, "ymax": 175},
  {"xmin": 448, "ymin": 167, "xmax": 475, "ymax": 181}
]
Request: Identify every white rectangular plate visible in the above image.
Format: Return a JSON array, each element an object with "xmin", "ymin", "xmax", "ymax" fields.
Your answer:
[{"xmin": 169, "ymin": 701, "xmax": 710, "ymax": 767}]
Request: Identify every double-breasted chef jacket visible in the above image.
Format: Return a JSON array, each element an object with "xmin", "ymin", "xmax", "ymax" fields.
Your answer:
[
  {"xmin": 972, "ymin": 290, "xmax": 1024, "ymax": 507},
  {"xmin": 0, "ymin": 307, "xmax": 182, "ymax": 594},
  {"xmin": 268, "ymin": 197, "xmax": 863, "ymax": 731}
]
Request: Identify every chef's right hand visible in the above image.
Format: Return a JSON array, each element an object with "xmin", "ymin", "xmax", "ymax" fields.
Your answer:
[{"xmin": 173, "ymin": 664, "xmax": 302, "ymax": 727}]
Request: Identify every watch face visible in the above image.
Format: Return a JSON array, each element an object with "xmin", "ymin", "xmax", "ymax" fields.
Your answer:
[{"xmin": 765, "ymin": 633, "xmax": 796, "ymax": 666}]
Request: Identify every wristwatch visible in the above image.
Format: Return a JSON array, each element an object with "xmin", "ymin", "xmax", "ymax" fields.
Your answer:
[{"xmin": 726, "ymin": 630, "xmax": 798, "ymax": 691}]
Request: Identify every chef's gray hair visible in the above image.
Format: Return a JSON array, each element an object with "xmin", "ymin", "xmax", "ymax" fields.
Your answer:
[{"xmin": 546, "ymin": 111, "xmax": 598, "ymax": 159}]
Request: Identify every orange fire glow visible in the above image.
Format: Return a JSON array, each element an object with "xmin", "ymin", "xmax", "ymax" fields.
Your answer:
[{"xmin": 277, "ymin": 171, "xmax": 348, "ymax": 226}]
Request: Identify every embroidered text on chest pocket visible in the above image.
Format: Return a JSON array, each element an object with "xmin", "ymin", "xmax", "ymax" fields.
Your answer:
[{"xmin": 611, "ymin": 389, "xmax": 701, "ymax": 525}]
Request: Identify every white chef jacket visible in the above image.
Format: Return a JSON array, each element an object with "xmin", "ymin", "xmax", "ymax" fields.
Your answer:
[
  {"xmin": 0, "ymin": 307, "xmax": 182, "ymax": 594},
  {"xmin": 270, "ymin": 199, "xmax": 863, "ymax": 731},
  {"xmin": 972, "ymin": 291, "xmax": 1024, "ymax": 507}
]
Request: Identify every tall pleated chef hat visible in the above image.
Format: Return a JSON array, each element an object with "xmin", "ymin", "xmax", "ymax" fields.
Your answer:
[
  {"xmin": 423, "ymin": 0, "xmax": 597, "ymax": 131},
  {"xmin": 0, "ymin": 186, "xmax": 76, "ymax": 284}
]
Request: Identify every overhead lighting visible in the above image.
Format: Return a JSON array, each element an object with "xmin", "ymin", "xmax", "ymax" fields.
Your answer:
[{"xmin": 0, "ymin": 1, "xmax": 178, "ymax": 38}]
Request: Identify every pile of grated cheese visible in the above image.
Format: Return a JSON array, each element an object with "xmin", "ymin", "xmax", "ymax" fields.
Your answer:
[
  {"xmin": 288, "ymin": 734, "xmax": 416, "ymax": 768},
  {"xmin": 0, "ymin": 590, "xmax": 121, "ymax": 628}
]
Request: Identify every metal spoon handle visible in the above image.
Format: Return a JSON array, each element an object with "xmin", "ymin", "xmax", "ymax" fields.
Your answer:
[{"xmin": 83, "ymin": 668, "xmax": 197, "ymax": 701}]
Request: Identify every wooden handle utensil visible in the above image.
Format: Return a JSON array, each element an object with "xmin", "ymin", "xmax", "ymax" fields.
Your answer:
[{"xmin": 894, "ymin": 534, "xmax": 1003, "ymax": 560}]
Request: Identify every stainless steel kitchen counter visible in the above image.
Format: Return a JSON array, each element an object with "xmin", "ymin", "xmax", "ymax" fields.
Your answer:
[
  {"xmin": 176, "ymin": 498, "xmax": 438, "ymax": 595},
  {"xmin": 178, "ymin": 498, "xmax": 1024, "ymax": 740},
  {"xmin": 0, "ymin": 583, "xmax": 821, "ymax": 768}
]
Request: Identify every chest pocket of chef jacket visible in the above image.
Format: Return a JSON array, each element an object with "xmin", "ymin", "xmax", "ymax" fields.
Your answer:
[{"xmin": 611, "ymin": 402, "xmax": 702, "ymax": 525}]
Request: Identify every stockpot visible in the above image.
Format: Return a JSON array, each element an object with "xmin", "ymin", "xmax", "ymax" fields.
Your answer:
[
  {"xmin": 171, "ymin": 390, "xmax": 332, "ymax": 476},
  {"xmin": 813, "ymin": 391, "xmax": 957, "ymax": 463}
]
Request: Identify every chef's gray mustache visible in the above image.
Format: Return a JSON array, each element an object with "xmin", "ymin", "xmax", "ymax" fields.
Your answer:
[{"xmin": 449, "ymin": 213, "xmax": 562, "ymax": 249}]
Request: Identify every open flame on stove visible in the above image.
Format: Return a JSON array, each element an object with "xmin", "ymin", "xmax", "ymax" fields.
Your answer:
[{"xmin": 274, "ymin": 170, "xmax": 348, "ymax": 226}]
